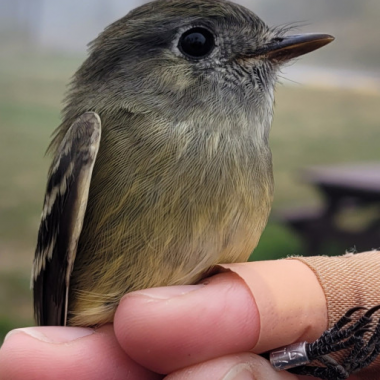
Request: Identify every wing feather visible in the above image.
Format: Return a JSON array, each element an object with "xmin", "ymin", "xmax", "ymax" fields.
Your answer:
[{"xmin": 32, "ymin": 112, "xmax": 101, "ymax": 326}]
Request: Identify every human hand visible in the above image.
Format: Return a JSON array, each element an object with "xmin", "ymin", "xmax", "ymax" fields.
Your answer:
[
  {"xmin": 114, "ymin": 260, "xmax": 330, "ymax": 380},
  {"xmin": 0, "ymin": 260, "xmax": 363, "ymax": 379}
]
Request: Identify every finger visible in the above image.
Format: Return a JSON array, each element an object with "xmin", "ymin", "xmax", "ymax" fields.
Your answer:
[
  {"xmin": 114, "ymin": 260, "xmax": 327, "ymax": 374},
  {"xmin": 115, "ymin": 272, "xmax": 258, "ymax": 374},
  {"xmin": 165, "ymin": 353, "xmax": 300, "ymax": 380},
  {"xmin": 0, "ymin": 325, "xmax": 162, "ymax": 380}
]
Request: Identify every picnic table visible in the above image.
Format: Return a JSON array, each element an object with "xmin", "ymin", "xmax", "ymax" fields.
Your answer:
[{"xmin": 279, "ymin": 163, "xmax": 380, "ymax": 256}]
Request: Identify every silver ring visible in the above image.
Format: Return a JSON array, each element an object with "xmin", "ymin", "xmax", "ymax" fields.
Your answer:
[{"xmin": 270, "ymin": 342, "xmax": 310, "ymax": 371}]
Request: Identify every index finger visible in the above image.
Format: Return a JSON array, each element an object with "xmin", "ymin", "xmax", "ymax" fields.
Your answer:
[{"xmin": 114, "ymin": 260, "xmax": 327, "ymax": 374}]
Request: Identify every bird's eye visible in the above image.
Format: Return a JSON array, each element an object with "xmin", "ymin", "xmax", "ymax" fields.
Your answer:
[{"xmin": 178, "ymin": 27, "xmax": 215, "ymax": 59}]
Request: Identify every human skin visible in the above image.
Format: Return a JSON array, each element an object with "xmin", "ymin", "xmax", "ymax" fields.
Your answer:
[{"xmin": 0, "ymin": 261, "xmax": 363, "ymax": 380}]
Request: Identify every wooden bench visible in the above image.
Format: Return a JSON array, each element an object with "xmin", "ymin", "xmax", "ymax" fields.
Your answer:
[{"xmin": 277, "ymin": 164, "xmax": 380, "ymax": 256}]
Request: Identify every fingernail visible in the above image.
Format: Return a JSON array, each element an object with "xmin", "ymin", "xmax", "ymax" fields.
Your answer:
[
  {"xmin": 222, "ymin": 364, "xmax": 254, "ymax": 380},
  {"xmin": 127, "ymin": 284, "xmax": 205, "ymax": 300},
  {"xmin": 5, "ymin": 327, "xmax": 94, "ymax": 344}
]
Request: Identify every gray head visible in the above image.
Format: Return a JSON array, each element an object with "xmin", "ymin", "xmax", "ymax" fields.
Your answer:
[{"xmin": 64, "ymin": 0, "xmax": 333, "ymax": 142}]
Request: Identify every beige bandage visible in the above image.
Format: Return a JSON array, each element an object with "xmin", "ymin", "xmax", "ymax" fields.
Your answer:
[
  {"xmin": 219, "ymin": 260, "xmax": 327, "ymax": 353},
  {"xmin": 289, "ymin": 251, "xmax": 380, "ymax": 380},
  {"xmin": 288, "ymin": 251, "xmax": 380, "ymax": 328}
]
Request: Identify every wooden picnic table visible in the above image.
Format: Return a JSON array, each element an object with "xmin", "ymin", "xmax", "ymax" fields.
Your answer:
[{"xmin": 279, "ymin": 163, "xmax": 380, "ymax": 256}]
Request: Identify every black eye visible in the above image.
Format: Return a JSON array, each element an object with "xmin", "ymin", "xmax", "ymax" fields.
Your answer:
[{"xmin": 178, "ymin": 27, "xmax": 215, "ymax": 59}]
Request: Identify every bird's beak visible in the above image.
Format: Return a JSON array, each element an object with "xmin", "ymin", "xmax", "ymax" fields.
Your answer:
[{"xmin": 252, "ymin": 33, "xmax": 335, "ymax": 62}]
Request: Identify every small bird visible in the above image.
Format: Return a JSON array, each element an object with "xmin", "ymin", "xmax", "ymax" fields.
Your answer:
[
  {"xmin": 33, "ymin": 0, "xmax": 333, "ymax": 327},
  {"xmin": 34, "ymin": 2, "xmax": 380, "ymax": 378}
]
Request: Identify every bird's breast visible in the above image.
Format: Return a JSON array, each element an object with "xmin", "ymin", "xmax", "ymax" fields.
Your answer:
[{"xmin": 69, "ymin": 115, "xmax": 273, "ymax": 324}]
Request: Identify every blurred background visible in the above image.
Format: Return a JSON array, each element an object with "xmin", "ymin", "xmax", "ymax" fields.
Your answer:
[{"xmin": 0, "ymin": 0, "xmax": 379, "ymax": 341}]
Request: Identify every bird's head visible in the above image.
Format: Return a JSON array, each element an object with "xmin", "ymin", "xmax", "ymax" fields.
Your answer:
[{"xmin": 66, "ymin": 0, "xmax": 333, "ymax": 139}]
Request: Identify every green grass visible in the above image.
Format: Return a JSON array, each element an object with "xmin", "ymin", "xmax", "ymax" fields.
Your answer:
[
  {"xmin": 271, "ymin": 85, "xmax": 380, "ymax": 207},
  {"xmin": 252, "ymin": 222, "xmax": 303, "ymax": 261},
  {"xmin": 0, "ymin": 51, "xmax": 379, "ymax": 341},
  {"xmin": 0, "ymin": 52, "xmax": 82, "ymax": 339}
]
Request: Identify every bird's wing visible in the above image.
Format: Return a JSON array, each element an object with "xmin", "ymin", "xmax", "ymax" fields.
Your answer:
[{"xmin": 32, "ymin": 112, "xmax": 101, "ymax": 326}]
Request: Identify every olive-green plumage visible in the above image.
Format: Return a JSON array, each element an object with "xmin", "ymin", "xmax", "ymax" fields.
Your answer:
[{"xmin": 33, "ymin": 0, "xmax": 333, "ymax": 326}]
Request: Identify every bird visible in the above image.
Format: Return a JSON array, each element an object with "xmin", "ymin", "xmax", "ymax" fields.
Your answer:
[
  {"xmin": 33, "ymin": 0, "xmax": 333, "ymax": 330},
  {"xmin": 35, "ymin": 2, "xmax": 380, "ymax": 378}
]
